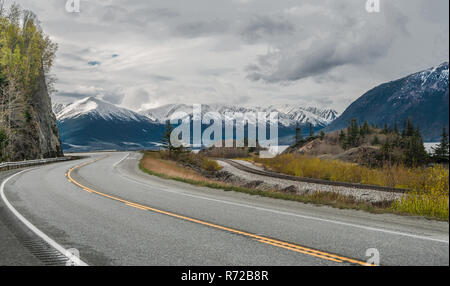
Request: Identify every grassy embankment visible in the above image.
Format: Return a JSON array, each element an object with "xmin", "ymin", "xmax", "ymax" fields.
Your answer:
[
  {"xmin": 254, "ymin": 154, "xmax": 449, "ymax": 220},
  {"xmin": 138, "ymin": 151, "xmax": 449, "ymax": 219}
]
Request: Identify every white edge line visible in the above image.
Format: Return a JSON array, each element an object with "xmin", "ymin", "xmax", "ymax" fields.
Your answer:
[
  {"xmin": 113, "ymin": 152, "xmax": 130, "ymax": 168},
  {"xmin": 1, "ymin": 169, "xmax": 89, "ymax": 266},
  {"xmin": 118, "ymin": 153, "xmax": 449, "ymax": 245}
]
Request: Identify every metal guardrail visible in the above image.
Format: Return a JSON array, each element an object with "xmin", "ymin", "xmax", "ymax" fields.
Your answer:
[
  {"xmin": 221, "ymin": 159, "xmax": 409, "ymax": 194},
  {"xmin": 0, "ymin": 157, "xmax": 74, "ymax": 171}
]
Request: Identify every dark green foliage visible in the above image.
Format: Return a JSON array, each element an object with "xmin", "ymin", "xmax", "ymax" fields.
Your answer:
[
  {"xmin": 24, "ymin": 109, "xmax": 31, "ymax": 122},
  {"xmin": 371, "ymin": 136, "xmax": 380, "ymax": 146},
  {"xmin": 320, "ymin": 130, "xmax": 325, "ymax": 140},
  {"xmin": 160, "ymin": 120, "xmax": 175, "ymax": 154},
  {"xmin": 294, "ymin": 122, "xmax": 302, "ymax": 144},
  {"xmin": 339, "ymin": 130, "xmax": 347, "ymax": 148},
  {"xmin": 335, "ymin": 117, "xmax": 429, "ymax": 167},
  {"xmin": 403, "ymin": 127, "xmax": 428, "ymax": 167},
  {"xmin": 344, "ymin": 118, "xmax": 360, "ymax": 148},
  {"xmin": 432, "ymin": 126, "xmax": 449, "ymax": 163},
  {"xmin": 0, "ymin": 128, "xmax": 7, "ymax": 160}
]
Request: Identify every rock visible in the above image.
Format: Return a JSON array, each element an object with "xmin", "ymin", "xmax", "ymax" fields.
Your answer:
[
  {"xmin": 1, "ymin": 71, "xmax": 63, "ymax": 161},
  {"xmin": 280, "ymin": 185, "xmax": 298, "ymax": 194},
  {"xmin": 243, "ymin": 180, "xmax": 264, "ymax": 189}
]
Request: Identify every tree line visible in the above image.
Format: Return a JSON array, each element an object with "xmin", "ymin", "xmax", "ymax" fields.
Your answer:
[{"xmin": 337, "ymin": 118, "xmax": 448, "ymax": 167}]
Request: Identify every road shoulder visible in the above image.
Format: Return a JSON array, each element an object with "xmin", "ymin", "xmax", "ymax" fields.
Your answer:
[{"xmin": 0, "ymin": 170, "xmax": 43, "ymax": 265}]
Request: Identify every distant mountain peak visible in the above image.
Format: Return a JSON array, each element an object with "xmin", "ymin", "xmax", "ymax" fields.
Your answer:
[{"xmin": 53, "ymin": 97, "xmax": 147, "ymax": 122}]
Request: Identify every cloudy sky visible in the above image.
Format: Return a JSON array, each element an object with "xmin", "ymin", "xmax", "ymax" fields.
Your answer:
[{"xmin": 9, "ymin": 0, "xmax": 450, "ymax": 112}]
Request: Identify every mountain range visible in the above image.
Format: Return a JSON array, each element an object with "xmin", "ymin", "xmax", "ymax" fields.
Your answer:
[
  {"xmin": 53, "ymin": 98, "xmax": 337, "ymax": 152},
  {"xmin": 140, "ymin": 104, "xmax": 338, "ymax": 128},
  {"xmin": 326, "ymin": 62, "xmax": 449, "ymax": 141}
]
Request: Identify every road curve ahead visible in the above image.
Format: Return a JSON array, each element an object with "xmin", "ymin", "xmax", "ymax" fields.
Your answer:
[{"xmin": 1, "ymin": 152, "xmax": 448, "ymax": 266}]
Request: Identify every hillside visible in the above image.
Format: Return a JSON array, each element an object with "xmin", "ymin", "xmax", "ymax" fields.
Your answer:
[
  {"xmin": 0, "ymin": 6, "xmax": 63, "ymax": 161},
  {"xmin": 325, "ymin": 62, "xmax": 449, "ymax": 142}
]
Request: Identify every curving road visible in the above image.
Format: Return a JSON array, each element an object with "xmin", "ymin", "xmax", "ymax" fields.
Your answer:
[{"xmin": 1, "ymin": 152, "xmax": 448, "ymax": 266}]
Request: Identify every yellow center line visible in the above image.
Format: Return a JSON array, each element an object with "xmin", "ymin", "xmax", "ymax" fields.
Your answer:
[{"xmin": 67, "ymin": 155, "xmax": 370, "ymax": 266}]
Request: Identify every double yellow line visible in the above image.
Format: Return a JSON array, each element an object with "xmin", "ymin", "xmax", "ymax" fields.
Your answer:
[{"xmin": 66, "ymin": 156, "xmax": 371, "ymax": 266}]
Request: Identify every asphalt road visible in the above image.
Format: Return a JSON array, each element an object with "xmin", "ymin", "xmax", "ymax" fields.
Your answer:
[{"xmin": 1, "ymin": 152, "xmax": 448, "ymax": 266}]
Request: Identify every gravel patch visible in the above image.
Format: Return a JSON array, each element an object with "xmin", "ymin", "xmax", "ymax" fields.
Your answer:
[{"xmin": 217, "ymin": 160, "xmax": 404, "ymax": 204}]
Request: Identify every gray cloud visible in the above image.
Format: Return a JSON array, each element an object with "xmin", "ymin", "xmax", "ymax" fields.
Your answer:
[
  {"xmin": 240, "ymin": 15, "xmax": 295, "ymax": 43},
  {"xmin": 9, "ymin": 0, "xmax": 449, "ymax": 112},
  {"xmin": 175, "ymin": 20, "xmax": 229, "ymax": 38},
  {"xmin": 246, "ymin": 1, "xmax": 410, "ymax": 83}
]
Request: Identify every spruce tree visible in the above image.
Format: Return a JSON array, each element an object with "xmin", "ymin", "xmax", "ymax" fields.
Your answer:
[
  {"xmin": 363, "ymin": 120, "xmax": 370, "ymax": 135},
  {"xmin": 347, "ymin": 118, "xmax": 359, "ymax": 147},
  {"xmin": 161, "ymin": 120, "xmax": 175, "ymax": 155},
  {"xmin": 432, "ymin": 126, "xmax": 449, "ymax": 163},
  {"xmin": 404, "ymin": 126, "xmax": 427, "ymax": 167},
  {"xmin": 320, "ymin": 130, "xmax": 325, "ymax": 140},
  {"xmin": 339, "ymin": 130, "xmax": 347, "ymax": 149},
  {"xmin": 294, "ymin": 123, "xmax": 302, "ymax": 145}
]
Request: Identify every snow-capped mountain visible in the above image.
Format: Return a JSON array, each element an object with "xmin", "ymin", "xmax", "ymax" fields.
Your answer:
[
  {"xmin": 53, "ymin": 97, "xmax": 148, "ymax": 122},
  {"xmin": 53, "ymin": 97, "xmax": 164, "ymax": 152},
  {"xmin": 326, "ymin": 62, "xmax": 449, "ymax": 141},
  {"xmin": 140, "ymin": 104, "xmax": 338, "ymax": 128}
]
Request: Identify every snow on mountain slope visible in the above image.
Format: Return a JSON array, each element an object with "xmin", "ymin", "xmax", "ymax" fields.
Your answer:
[
  {"xmin": 52, "ymin": 97, "xmax": 164, "ymax": 152},
  {"xmin": 325, "ymin": 62, "xmax": 449, "ymax": 141},
  {"xmin": 140, "ymin": 104, "xmax": 339, "ymax": 127},
  {"xmin": 53, "ymin": 97, "xmax": 148, "ymax": 122}
]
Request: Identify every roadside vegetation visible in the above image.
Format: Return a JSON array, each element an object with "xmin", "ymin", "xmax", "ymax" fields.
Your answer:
[
  {"xmin": 139, "ymin": 119, "xmax": 449, "ymax": 220},
  {"xmin": 139, "ymin": 150, "xmax": 393, "ymax": 215},
  {"xmin": 140, "ymin": 150, "xmax": 450, "ymax": 219},
  {"xmin": 255, "ymin": 119, "xmax": 450, "ymax": 220}
]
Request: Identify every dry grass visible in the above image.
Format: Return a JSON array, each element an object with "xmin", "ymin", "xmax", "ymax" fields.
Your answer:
[{"xmin": 141, "ymin": 152, "xmax": 216, "ymax": 183}]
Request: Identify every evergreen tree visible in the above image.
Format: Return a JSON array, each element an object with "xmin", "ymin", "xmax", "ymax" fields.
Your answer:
[
  {"xmin": 339, "ymin": 130, "xmax": 347, "ymax": 149},
  {"xmin": 401, "ymin": 120, "xmax": 407, "ymax": 137},
  {"xmin": 161, "ymin": 121, "xmax": 175, "ymax": 155},
  {"xmin": 381, "ymin": 139, "xmax": 392, "ymax": 163},
  {"xmin": 406, "ymin": 118, "xmax": 415, "ymax": 137},
  {"xmin": 382, "ymin": 123, "xmax": 388, "ymax": 134},
  {"xmin": 404, "ymin": 126, "xmax": 428, "ymax": 167},
  {"xmin": 346, "ymin": 118, "xmax": 360, "ymax": 147},
  {"xmin": 309, "ymin": 122, "xmax": 313, "ymax": 138},
  {"xmin": 432, "ymin": 126, "xmax": 449, "ymax": 163},
  {"xmin": 371, "ymin": 136, "xmax": 380, "ymax": 146},
  {"xmin": 320, "ymin": 130, "xmax": 325, "ymax": 140},
  {"xmin": 363, "ymin": 120, "xmax": 370, "ymax": 135},
  {"xmin": 294, "ymin": 123, "xmax": 302, "ymax": 145},
  {"xmin": 394, "ymin": 123, "xmax": 399, "ymax": 135}
]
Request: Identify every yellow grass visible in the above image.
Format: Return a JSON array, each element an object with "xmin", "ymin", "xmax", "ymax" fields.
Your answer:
[{"xmin": 255, "ymin": 154, "xmax": 449, "ymax": 219}]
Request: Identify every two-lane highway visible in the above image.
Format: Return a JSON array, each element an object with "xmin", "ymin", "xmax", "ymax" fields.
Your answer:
[{"xmin": 1, "ymin": 152, "xmax": 448, "ymax": 265}]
